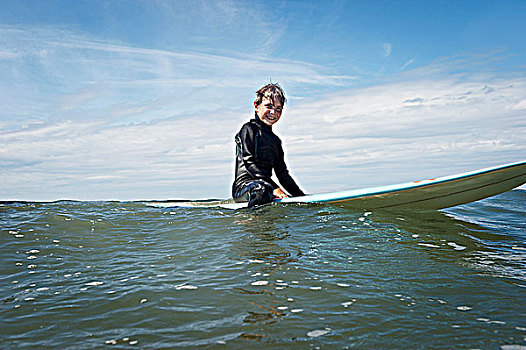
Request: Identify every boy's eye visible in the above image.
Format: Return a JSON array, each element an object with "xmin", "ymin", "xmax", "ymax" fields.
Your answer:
[{"xmin": 265, "ymin": 104, "xmax": 282, "ymax": 111}]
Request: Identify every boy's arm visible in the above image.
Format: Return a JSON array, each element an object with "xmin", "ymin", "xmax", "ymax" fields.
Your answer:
[{"xmin": 274, "ymin": 145, "xmax": 305, "ymax": 197}]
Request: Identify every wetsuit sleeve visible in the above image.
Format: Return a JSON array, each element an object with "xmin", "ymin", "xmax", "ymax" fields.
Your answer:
[
  {"xmin": 274, "ymin": 142, "xmax": 305, "ymax": 197},
  {"xmin": 236, "ymin": 124, "xmax": 279, "ymax": 188}
]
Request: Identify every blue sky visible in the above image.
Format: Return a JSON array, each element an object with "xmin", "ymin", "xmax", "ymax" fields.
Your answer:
[{"xmin": 1, "ymin": 0, "xmax": 525, "ymax": 200}]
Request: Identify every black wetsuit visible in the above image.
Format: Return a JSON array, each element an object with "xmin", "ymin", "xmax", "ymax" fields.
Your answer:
[{"xmin": 232, "ymin": 115, "xmax": 305, "ymax": 207}]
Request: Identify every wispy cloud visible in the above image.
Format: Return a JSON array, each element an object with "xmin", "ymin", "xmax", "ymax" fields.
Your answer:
[
  {"xmin": 0, "ymin": 25, "xmax": 355, "ymax": 125},
  {"xmin": 0, "ymin": 24, "xmax": 358, "ymax": 200},
  {"xmin": 279, "ymin": 60, "xmax": 526, "ymax": 192},
  {"xmin": 382, "ymin": 43, "xmax": 392, "ymax": 57},
  {"xmin": 402, "ymin": 58, "xmax": 415, "ymax": 70},
  {"xmin": 1, "ymin": 24, "xmax": 524, "ymax": 200}
]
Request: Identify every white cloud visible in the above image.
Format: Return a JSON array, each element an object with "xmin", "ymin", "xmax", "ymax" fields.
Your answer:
[
  {"xmin": 0, "ymin": 113, "xmax": 239, "ymax": 200},
  {"xmin": 0, "ymin": 25, "xmax": 355, "ymax": 127},
  {"xmin": 1, "ymin": 25, "xmax": 525, "ymax": 200},
  {"xmin": 278, "ymin": 70, "xmax": 526, "ymax": 193},
  {"xmin": 402, "ymin": 58, "xmax": 415, "ymax": 70},
  {"xmin": 9, "ymin": 63, "xmax": 524, "ymax": 200},
  {"xmin": 382, "ymin": 43, "xmax": 392, "ymax": 57},
  {"xmin": 0, "ymin": 49, "xmax": 20, "ymax": 59}
]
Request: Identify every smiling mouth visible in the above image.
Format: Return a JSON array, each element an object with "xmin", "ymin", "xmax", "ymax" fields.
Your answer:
[{"xmin": 265, "ymin": 114, "xmax": 277, "ymax": 121}]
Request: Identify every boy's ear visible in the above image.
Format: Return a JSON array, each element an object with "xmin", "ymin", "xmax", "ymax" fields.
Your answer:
[{"xmin": 254, "ymin": 100, "xmax": 258, "ymax": 108}]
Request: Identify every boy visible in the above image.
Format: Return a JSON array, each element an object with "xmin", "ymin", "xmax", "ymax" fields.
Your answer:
[{"xmin": 232, "ymin": 83, "xmax": 305, "ymax": 207}]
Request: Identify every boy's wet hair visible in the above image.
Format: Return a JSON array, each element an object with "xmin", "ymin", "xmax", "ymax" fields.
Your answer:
[{"xmin": 255, "ymin": 83, "xmax": 286, "ymax": 107}]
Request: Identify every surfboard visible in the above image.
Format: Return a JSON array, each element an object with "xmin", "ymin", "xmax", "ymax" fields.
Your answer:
[{"xmin": 146, "ymin": 160, "xmax": 526, "ymax": 210}]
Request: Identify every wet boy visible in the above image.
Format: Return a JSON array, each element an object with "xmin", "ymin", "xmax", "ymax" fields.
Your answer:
[{"xmin": 232, "ymin": 83, "xmax": 305, "ymax": 207}]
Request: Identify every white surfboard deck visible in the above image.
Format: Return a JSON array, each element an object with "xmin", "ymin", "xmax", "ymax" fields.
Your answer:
[{"xmin": 145, "ymin": 160, "xmax": 526, "ymax": 210}]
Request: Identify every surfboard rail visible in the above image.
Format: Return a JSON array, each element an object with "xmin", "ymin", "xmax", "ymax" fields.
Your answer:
[
  {"xmin": 279, "ymin": 160, "xmax": 526, "ymax": 209},
  {"xmin": 145, "ymin": 160, "xmax": 526, "ymax": 210}
]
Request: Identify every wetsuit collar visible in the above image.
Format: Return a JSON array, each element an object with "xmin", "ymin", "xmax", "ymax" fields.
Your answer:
[{"xmin": 253, "ymin": 113, "xmax": 273, "ymax": 130}]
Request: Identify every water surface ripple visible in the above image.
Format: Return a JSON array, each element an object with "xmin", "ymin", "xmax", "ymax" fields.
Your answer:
[{"xmin": 1, "ymin": 190, "xmax": 525, "ymax": 349}]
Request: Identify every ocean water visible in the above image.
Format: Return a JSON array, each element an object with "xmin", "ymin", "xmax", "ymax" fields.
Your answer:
[{"xmin": 1, "ymin": 190, "xmax": 525, "ymax": 349}]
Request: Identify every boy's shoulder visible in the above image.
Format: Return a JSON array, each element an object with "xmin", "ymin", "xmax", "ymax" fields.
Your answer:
[
  {"xmin": 240, "ymin": 118, "xmax": 264, "ymax": 131},
  {"xmin": 237, "ymin": 119, "xmax": 255, "ymax": 132}
]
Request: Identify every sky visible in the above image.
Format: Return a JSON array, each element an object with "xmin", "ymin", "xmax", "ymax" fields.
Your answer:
[{"xmin": 1, "ymin": 0, "xmax": 525, "ymax": 201}]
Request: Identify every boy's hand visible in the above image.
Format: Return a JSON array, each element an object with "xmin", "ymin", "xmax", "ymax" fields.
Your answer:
[{"xmin": 273, "ymin": 188, "xmax": 288, "ymax": 199}]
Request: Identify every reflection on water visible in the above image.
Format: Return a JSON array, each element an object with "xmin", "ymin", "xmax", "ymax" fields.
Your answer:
[
  {"xmin": 370, "ymin": 205, "xmax": 526, "ymax": 283},
  {"xmin": 1, "ymin": 190, "xmax": 525, "ymax": 349},
  {"xmin": 231, "ymin": 206, "xmax": 306, "ymax": 340}
]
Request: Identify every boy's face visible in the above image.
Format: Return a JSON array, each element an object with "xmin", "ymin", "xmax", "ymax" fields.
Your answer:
[{"xmin": 255, "ymin": 96, "xmax": 283, "ymax": 126}]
